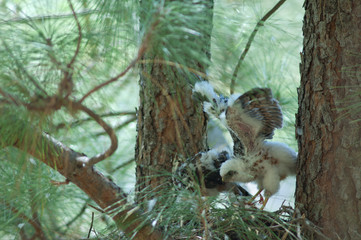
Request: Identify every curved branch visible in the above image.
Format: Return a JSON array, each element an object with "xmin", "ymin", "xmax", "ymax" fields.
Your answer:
[
  {"xmin": 56, "ymin": 111, "xmax": 136, "ymax": 130},
  {"xmin": 0, "ymin": 111, "xmax": 164, "ymax": 239},
  {"xmin": 78, "ymin": 17, "xmax": 160, "ymax": 104},
  {"xmin": 70, "ymin": 101, "xmax": 118, "ymax": 166},
  {"xmin": 95, "ymin": 116, "xmax": 136, "ymax": 137},
  {"xmin": 0, "ymin": 91, "xmax": 118, "ymax": 166},
  {"xmin": 78, "ymin": 58, "xmax": 137, "ymax": 104},
  {"xmin": 230, "ymin": 0, "xmax": 287, "ymax": 94}
]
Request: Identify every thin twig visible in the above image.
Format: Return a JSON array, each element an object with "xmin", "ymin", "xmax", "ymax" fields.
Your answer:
[
  {"xmin": 110, "ymin": 158, "xmax": 135, "ymax": 173},
  {"xmin": 198, "ymin": 195, "xmax": 210, "ymax": 240},
  {"xmin": 78, "ymin": 59, "xmax": 136, "ymax": 104},
  {"xmin": 87, "ymin": 212, "xmax": 95, "ymax": 238},
  {"xmin": 50, "ymin": 179, "xmax": 70, "ymax": 185},
  {"xmin": 45, "ymin": 38, "xmax": 63, "ymax": 68},
  {"xmin": 267, "ymin": 218, "xmax": 303, "ymax": 229},
  {"xmin": 87, "ymin": 203, "xmax": 105, "ymax": 213},
  {"xmin": 56, "ymin": 111, "xmax": 136, "ymax": 130},
  {"xmin": 30, "ymin": 192, "xmax": 47, "ymax": 240},
  {"xmin": 95, "ymin": 116, "xmax": 136, "ymax": 136},
  {"xmin": 0, "ymin": 87, "xmax": 21, "ymax": 106},
  {"xmin": 281, "ymin": 207, "xmax": 297, "ymax": 240},
  {"xmin": 70, "ymin": 101, "xmax": 118, "ymax": 166},
  {"xmin": 1, "ymin": 10, "xmax": 97, "ymax": 24},
  {"xmin": 230, "ymin": 0, "xmax": 287, "ymax": 94},
  {"xmin": 5, "ymin": 202, "xmax": 46, "ymax": 239},
  {"xmin": 78, "ymin": 16, "xmax": 160, "ymax": 104},
  {"xmin": 195, "ymin": 155, "xmax": 207, "ymax": 197},
  {"xmin": 66, "ymin": 202, "xmax": 88, "ymax": 227},
  {"xmin": 67, "ymin": 0, "xmax": 82, "ymax": 68},
  {"xmin": 19, "ymin": 227, "xmax": 29, "ymax": 240},
  {"xmin": 57, "ymin": 0, "xmax": 83, "ymax": 98}
]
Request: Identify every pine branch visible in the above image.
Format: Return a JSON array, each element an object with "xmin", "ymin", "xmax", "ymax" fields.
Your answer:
[
  {"xmin": 0, "ymin": 86, "xmax": 118, "ymax": 165},
  {"xmin": 230, "ymin": 0, "xmax": 287, "ymax": 94},
  {"xmin": 95, "ymin": 116, "xmax": 136, "ymax": 137},
  {"xmin": 0, "ymin": 10, "xmax": 98, "ymax": 24},
  {"xmin": 57, "ymin": 0, "xmax": 83, "ymax": 98},
  {"xmin": 56, "ymin": 111, "xmax": 136, "ymax": 130},
  {"xmin": 1, "ymin": 40, "xmax": 48, "ymax": 97},
  {"xmin": 78, "ymin": 14, "xmax": 160, "ymax": 104},
  {"xmin": 67, "ymin": 0, "xmax": 82, "ymax": 69},
  {"xmin": 1, "ymin": 111, "xmax": 165, "ymax": 240},
  {"xmin": 0, "ymin": 89, "xmax": 118, "ymax": 165},
  {"xmin": 70, "ymin": 101, "xmax": 118, "ymax": 166},
  {"xmin": 0, "ymin": 88, "xmax": 21, "ymax": 106},
  {"xmin": 5, "ymin": 202, "xmax": 47, "ymax": 240}
]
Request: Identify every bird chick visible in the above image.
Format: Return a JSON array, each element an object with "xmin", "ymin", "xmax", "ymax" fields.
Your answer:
[
  {"xmin": 193, "ymin": 80, "xmax": 296, "ymax": 208},
  {"xmin": 174, "ymin": 148, "xmax": 250, "ymax": 197},
  {"xmin": 220, "ymin": 141, "xmax": 297, "ymax": 208},
  {"xmin": 221, "ymin": 87, "xmax": 283, "ymax": 155},
  {"xmin": 193, "ymin": 81, "xmax": 229, "ymax": 117}
]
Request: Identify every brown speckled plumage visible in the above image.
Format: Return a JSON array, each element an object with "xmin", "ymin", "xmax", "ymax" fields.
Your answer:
[
  {"xmin": 192, "ymin": 82, "xmax": 296, "ymax": 208},
  {"xmin": 226, "ymin": 88, "xmax": 283, "ymax": 154}
]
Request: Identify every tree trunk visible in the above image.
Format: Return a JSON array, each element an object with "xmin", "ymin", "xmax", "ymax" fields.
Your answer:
[
  {"xmin": 296, "ymin": 1, "xmax": 361, "ymax": 239},
  {"xmin": 135, "ymin": 1, "xmax": 213, "ymax": 200}
]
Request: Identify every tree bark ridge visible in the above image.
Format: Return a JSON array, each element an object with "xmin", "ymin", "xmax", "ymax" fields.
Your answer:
[{"xmin": 296, "ymin": 1, "xmax": 361, "ymax": 239}]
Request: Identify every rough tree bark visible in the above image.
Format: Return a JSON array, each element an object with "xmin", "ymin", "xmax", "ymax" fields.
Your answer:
[
  {"xmin": 135, "ymin": 1, "xmax": 213, "ymax": 199},
  {"xmin": 296, "ymin": 1, "xmax": 361, "ymax": 239}
]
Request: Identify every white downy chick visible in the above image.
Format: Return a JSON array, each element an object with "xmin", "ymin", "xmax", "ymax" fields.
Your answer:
[{"xmin": 220, "ymin": 141, "xmax": 297, "ymax": 199}]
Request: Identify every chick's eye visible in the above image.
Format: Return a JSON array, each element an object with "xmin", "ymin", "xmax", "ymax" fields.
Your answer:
[{"xmin": 227, "ymin": 171, "xmax": 236, "ymax": 177}]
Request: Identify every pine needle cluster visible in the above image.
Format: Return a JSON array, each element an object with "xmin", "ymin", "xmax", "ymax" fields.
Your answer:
[{"xmin": 111, "ymin": 184, "xmax": 315, "ymax": 240}]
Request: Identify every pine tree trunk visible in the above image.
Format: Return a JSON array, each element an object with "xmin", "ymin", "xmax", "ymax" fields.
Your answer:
[
  {"xmin": 135, "ymin": 1, "xmax": 213, "ymax": 200},
  {"xmin": 296, "ymin": 1, "xmax": 361, "ymax": 239}
]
